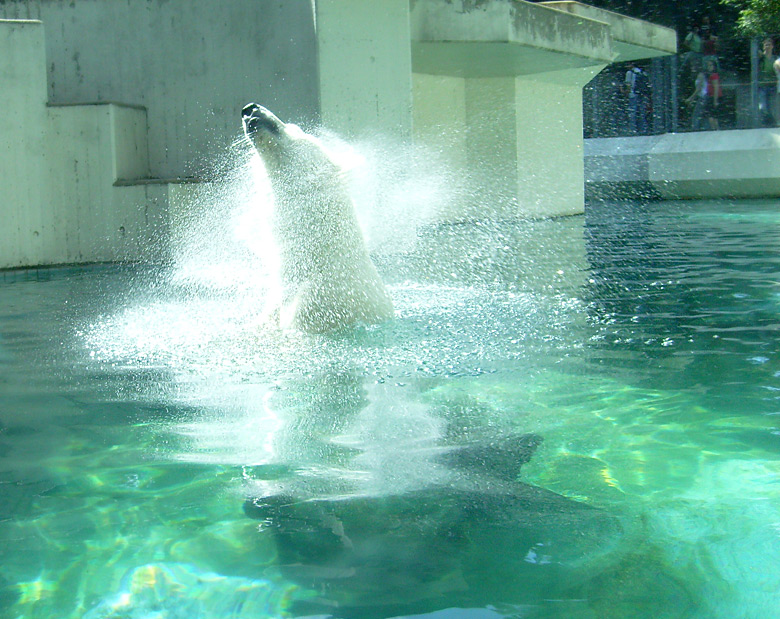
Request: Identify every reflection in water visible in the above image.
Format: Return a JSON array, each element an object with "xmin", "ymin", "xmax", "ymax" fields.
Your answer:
[{"xmin": 167, "ymin": 363, "xmax": 623, "ymax": 617}]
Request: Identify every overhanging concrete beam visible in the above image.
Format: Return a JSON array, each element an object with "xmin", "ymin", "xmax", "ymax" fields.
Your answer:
[
  {"xmin": 540, "ymin": 2, "xmax": 677, "ymax": 61},
  {"xmin": 410, "ymin": 0, "xmax": 613, "ymax": 77}
]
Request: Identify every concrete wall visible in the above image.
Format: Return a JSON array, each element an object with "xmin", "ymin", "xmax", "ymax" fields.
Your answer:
[
  {"xmin": 586, "ymin": 129, "xmax": 780, "ymax": 200},
  {"xmin": 0, "ymin": 0, "xmax": 319, "ymax": 180},
  {"xmin": 0, "ymin": 19, "xmax": 166, "ymax": 269},
  {"xmin": 316, "ymin": 0, "xmax": 413, "ymax": 140},
  {"xmin": 1, "ymin": 1, "xmax": 679, "ymax": 269},
  {"xmin": 1, "ymin": 19, "xmax": 48, "ymax": 267}
]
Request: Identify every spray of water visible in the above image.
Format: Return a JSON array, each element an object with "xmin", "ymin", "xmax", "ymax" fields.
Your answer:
[{"xmin": 83, "ymin": 122, "xmax": 587, "ymax": 380}]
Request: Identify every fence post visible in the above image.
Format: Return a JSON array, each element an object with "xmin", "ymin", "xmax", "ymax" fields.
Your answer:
[
  {"xmin": 651, "ymin": 57, "xmax": 663, "ymax": 134},
  {"xmin": 670, "ymin": 55, "xmax": 678, "ymax": 133},
  {"xmin": 750, "ymin": 37, "xmax": 759, "ymax": 128}
]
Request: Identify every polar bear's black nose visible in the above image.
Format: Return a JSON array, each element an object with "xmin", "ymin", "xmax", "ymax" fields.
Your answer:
[
  {"xmin": 242, "ymin": 102, "xmax": 260, "ymax": 120},
  {"xmin": 242, "ymin": 102, "xmax": 280, "ymax": 136},
  {"xmin": 242, "ymin": 102, "xmax": 262, "ymax": 135}
]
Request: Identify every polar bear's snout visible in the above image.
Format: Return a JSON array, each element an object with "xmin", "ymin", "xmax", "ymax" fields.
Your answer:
[{"xmin": 242, "ymin": 102, "xmax": 282, "ymax": 138}]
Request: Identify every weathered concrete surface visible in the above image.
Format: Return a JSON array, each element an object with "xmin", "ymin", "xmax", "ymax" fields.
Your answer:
[
  {"xmin": 585, "ymin": 129, "xmax": 780, "ymax": 200},
  {"xmin": 0, "ymin": 19, "xmax": 165, "ymax": 269},
  {"xmin": 411, "ymin": 0, "xmax": 613, "ymax": 78},
  {"xmin": 317, "ymin": 0, "xmax": 413, "ymax": 141},
  {"xmin": 1, "ymin": 19, "xmax": 48, "ymax": 267},
  {"xmin": 540, "ymin": 2, "xmax": 677, "ymax": 62},
  {"xmin": 0, "ymin": 0, "xmax": 319, "ymax": 180}
]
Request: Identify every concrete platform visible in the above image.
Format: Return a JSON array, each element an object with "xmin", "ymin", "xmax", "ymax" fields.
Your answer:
[
  {"xmin": 585, "ymin": 129, "xmax": 780, "ymax": 200},
  {"xmin": 409, "ymin": 0, "xmax": 676, "ymax": 219}
]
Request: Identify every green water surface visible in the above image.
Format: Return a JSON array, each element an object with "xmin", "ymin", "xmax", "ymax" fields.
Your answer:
[{"xmin": 0, "ymin": 199, "xmax": 779, "ymax": 618}]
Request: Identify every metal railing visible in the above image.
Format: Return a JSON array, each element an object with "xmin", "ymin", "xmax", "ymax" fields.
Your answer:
[{"xmin": 584, "ymin": 34, "xmax": 780, "ymax": 138}]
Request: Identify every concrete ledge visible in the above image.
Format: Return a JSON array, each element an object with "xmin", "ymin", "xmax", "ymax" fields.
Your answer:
[
  {"xmin": 540, "ymin": 2, "xmax": 677, "ymax": 61},
  {"xmin": 586, "ymin": 134, "xmax": 660, "ymax": 183},
  {"xmin": 411, "ymin": 0, "xmax": 613, "ymax": 77},
  {"xmin": 114, "ymin": 177, "xmax": 201, "ymax": 187},
  {"xmin": 48, "ymin": 101, "xmax": 147, "ymax": 111},
  {"xmin": 585, "ymin": 129, "xmax": 780, "ymax": 199},
  {"xmin": 585, "ymin": 135, "xmax": 661, "ymax": 199}
]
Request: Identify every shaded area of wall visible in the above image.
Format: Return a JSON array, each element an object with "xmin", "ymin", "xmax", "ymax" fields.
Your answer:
[{"xmin": 317, "ymin": 0, "xmax": 413, "ymax": 141}]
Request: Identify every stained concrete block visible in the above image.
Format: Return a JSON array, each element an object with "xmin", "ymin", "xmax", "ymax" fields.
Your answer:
[{"xmin": 585, "ymin": 129, "xmax": 780, "ymax": 200}]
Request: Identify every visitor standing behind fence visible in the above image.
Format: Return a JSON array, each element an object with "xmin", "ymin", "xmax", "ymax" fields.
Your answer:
[
  {"xmin": 704, "ymin": 58, "xmax": 721, "ymax": 131},
  {"xmin": 701, "ymin": 15, "xmax": 720, "ymax": 71},
  {"xmin": 758, "ymin": 37, "xmax": 777, "ymax": 127},
  {"xmin": 681, "ymin": 24, "xmax": 703, "ymax": 72},
  {"xmin": 685, "ymin": 61, "xmax": 708, "ymax": 131},
  {"xmin": 624, "ymin": 62, "xmax": 649, "ymax": 135}
]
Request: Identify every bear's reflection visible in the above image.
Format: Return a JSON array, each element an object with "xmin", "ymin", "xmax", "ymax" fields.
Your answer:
[{"xmin": 242, "ymin": 366, "xmax": 623, "ymax": 618}]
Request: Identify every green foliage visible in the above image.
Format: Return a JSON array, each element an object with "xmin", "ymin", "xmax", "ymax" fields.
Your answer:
[{"xmin": 721, "ymin": 0, "xmax": 780, "ymax": 35}]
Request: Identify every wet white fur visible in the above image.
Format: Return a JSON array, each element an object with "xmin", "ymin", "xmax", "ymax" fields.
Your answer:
[{"xmin": 246, "ymin": 114, "xmax": 393, "ymax": 333}]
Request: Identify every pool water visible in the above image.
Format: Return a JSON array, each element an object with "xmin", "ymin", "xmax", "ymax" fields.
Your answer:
[{"xmin": 1, "ymin": 199, "xmax": 779, "ymax": 618}]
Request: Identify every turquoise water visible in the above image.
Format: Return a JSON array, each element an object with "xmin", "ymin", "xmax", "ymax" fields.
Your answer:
[{"xmin": 1, "ymin": 199, "xmax": 779, "ymax": 618}]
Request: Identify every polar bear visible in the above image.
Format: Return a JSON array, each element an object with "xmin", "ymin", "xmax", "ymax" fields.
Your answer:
[{"xmin": 241, "ymin": 103, "xmax": 394, "ymax": 333}]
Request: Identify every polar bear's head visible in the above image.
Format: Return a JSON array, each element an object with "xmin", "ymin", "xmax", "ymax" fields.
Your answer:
[
  {"xmin": 242, "ymin": 103, "xmax": 284, "ymax": 143},
  {"xmin": 241, "ymin": 103, "xmax": 334, "ymax": 179}
]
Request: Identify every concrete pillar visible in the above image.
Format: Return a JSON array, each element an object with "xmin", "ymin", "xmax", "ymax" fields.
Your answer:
[
  {"xmin": 315, "ymin": 0, "xmax": 413, "ymax": 140},
  {"xmin": 413, "ymin": 66, "xmax": 603, "ymax": 220},
  {"xmin": 514, "ymin": 67, "xmax": 604, "ymax": 217},
  {"xmin": 0, "ymin": 20, "xmax": 48, "ymax": 267},
  {"xmin": 464, "ymin": 78, "xmax": 518, "ymax": 218},
  {"xmin": 409, "ymin": 0, "xmax": 675, "ymax": 220}
]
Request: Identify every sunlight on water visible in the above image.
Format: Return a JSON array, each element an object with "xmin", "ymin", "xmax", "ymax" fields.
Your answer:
[{"xmin": 1, "ymin": 170, "xmax": 780, "ymax": 617}]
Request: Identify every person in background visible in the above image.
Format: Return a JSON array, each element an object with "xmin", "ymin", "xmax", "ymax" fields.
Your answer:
[
  {"xmin": 685, "ymin": 61, "xmax": 708, "ymax": 131},
  {"xmin": 681, "ymin": 24, "xmax": 703, "ymax": 72},
  {"xmin": 775, "ymin": 56, "xmax": 780, "ymax": 96},
  {"xmin": 701, "ymin": 15, "xmax": 720, "ymax": 71},
  {"xmin": 757, "ymin": 37, "xmax": 777, "ymax": 127},
  {"xmin": 700, "ymin": 16, "xmax": 714, "ymax": 43},
  {"xmin": 703, "ymin": 57, "xmax": 721, "ymax": 131},
  {"xmin": 623, "ymin": 61, "xmax": 649, "ymax": 135}
]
